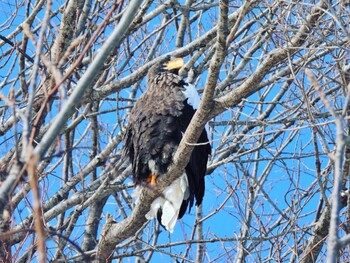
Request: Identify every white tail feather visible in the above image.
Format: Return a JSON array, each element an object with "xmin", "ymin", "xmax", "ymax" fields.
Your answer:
[{"xmin": 135, "ymin": 174, "xmax": 188, "ymax": 233}]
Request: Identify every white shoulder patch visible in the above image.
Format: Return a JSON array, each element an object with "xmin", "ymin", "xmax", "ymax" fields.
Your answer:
[
  {"xmin": 182, "ymin": 82, "xmax": 210, "ymax": 133},
  {"xmin": 182, "ymin": 83, "xmax": 201, "ymax": 109}
]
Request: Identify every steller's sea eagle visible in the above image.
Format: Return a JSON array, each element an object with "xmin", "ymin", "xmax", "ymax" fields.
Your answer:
[{"xmin": 123, "ymin": 57, "xmax": 211, "ymax": 232}]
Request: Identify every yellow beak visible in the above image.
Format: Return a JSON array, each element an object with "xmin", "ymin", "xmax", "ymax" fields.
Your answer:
[{"xmin": 164, "ymin": 58, "xmax": 185, "ymax": 70}]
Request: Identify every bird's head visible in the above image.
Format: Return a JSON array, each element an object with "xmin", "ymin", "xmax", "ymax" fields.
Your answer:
[{"xmin": 148, "ymin": 57, "xmax": 185, "ymax": 83}]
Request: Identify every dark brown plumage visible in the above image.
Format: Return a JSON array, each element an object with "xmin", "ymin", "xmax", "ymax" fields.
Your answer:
[{"xmin": 123, "ymin": 58, "xmax": 211, "ymax": 232}]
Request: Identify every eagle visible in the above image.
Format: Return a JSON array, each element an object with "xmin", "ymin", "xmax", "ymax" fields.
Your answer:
[{"xmin": 123, "ymin": 57, "xmax": 211, "ymax": 232}]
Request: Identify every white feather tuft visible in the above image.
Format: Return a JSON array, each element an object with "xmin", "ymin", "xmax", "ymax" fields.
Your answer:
[
  {"xmin": 183, "ymin": 83, "xmax": 201, "ymax": 109},
  {"xmin": 182, "ymin": 83, "xmax": 210, "ymax": 133}
]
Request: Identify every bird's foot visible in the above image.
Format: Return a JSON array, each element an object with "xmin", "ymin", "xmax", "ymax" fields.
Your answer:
[{"xmin": 146, "ymin": 174, "xmax": 157, "ymax": 186}]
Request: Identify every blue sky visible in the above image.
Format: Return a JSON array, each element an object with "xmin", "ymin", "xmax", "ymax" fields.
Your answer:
[{"xmin": 0, "ymin": 0, "xmax": 344, "ymax": 262}]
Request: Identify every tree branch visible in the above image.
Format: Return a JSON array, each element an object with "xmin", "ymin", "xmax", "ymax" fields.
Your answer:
[{"xmin": 212, "ymin": 0, "xmax": 328, "ymax": 119}]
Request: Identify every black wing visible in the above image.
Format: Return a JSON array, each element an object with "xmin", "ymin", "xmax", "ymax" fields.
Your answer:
[{"xmin": 177, "ymin": 100, "xmax": 211, "ymax": 219}]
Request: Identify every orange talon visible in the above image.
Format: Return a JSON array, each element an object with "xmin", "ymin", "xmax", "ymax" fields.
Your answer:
[{"xmin": 147, "ymin": 174, "xmax": 157, "ymax": 186}]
